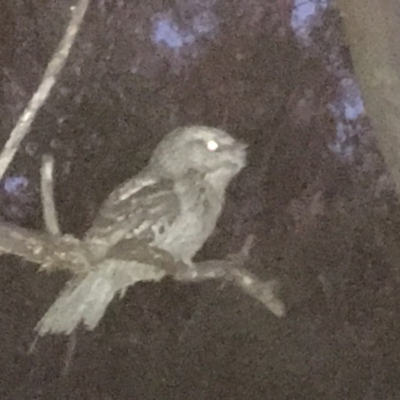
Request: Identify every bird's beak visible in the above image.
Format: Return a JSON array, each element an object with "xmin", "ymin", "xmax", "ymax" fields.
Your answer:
[
  {"xmin": 231, "ymin": 141, "xmax": 247, "ymax": 169},
  {"xmin": 236, "ymin": 141, "xmax": 248, "ymax": 151}
]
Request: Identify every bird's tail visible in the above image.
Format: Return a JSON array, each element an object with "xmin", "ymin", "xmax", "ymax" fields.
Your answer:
[
  {"xmin": 35, "ymin": 270, "xmax": 118, "ymax": 336},
  {"xmin": 35, "ymin": 259, "xmax": 166, "ymax": 336}
]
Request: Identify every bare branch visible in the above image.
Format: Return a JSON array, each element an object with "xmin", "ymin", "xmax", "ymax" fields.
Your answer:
[
  {"xmin": 0, "ymin": 217, "xmax": 284, "ymax": 334},
  {"xmin": 40, "ymin": 154, "xmax": 78, "ymax": 369},
  {"xmin": 105, "ymin": 234, "xmax": 285, "ymax": 319},
  {"xmin": 181, "ymin": 259, "xmax": 285, "ymax": 317},
  {"xmin": 0, "ymin": 0, "xmax": 90, "ymax": 180},
  {"xmin": 0, "ymin": 222, "xmax": 100, "ymax": 279},
  {"xmin": 35, "ymin": 234, "xmax": 285, "ymax": 335},
  {"xmin": 227, "ymin": 269, "xmax": 285, "ymax": 317},
  {"xmin": 61, "ymin": 329, "xmax": 77, "ymax": 376},
  {"xmin": 41, "ymin": 154, "xmax": 61, "ymax": 236},
  {"xmin": 180, "ymin": 236, "xmax": 286, "ymax": 318},
  {"xmin": 0, "ymin": 221, "xmax": 171, "ymax": 275}
]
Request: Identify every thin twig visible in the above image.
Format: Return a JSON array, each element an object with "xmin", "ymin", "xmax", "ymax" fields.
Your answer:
[
  {"xmin": 41, "ymin": 154, "xmax": 60, "ymax": 235},
  {"xmin": 61, "ymin": 329, "xmax": 78, "ymax": 377},
  {"xmin": 39, "ymin": 153, "xmax": 79, "ymax": 370},
  {"xmin": 0, "ymin": 0, "xmax": 90, "ymax": 181}
]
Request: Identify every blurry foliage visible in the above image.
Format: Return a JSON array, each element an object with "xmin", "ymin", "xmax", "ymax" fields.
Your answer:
[{"xmin": 0, "ymin": 0, "xmax": 399, "ymax": 399}]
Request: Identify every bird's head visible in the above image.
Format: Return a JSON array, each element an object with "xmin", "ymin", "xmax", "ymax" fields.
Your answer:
[{"xmin": 149, "ymin": 126, "xmax": 247, "ymax": 186}]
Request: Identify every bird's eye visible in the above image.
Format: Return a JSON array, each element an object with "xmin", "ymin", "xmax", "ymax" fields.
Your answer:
[{"xmin": 206, "ymin": 139, "xmax": 219, "ymax": 152}]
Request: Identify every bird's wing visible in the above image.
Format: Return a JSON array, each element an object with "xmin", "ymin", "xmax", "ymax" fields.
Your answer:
[{"xmin": 84, "ymin": 174, "xmax": 180, "ymax": 246}]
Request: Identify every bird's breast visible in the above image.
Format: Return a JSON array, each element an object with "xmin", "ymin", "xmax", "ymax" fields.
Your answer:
[{"xmin": 152, "ymin": 181, "xmax": 224, "ymax": 264}]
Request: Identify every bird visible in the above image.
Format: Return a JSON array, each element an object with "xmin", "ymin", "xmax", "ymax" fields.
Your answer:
[{"xmin": 36, "ymin": 126, "xmax": 247, "ymax": 335}]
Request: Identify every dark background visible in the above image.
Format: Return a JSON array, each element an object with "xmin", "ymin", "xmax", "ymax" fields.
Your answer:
[{"xmin": 0, "ymin": 1, "xmax": 399, "ymax": 399}]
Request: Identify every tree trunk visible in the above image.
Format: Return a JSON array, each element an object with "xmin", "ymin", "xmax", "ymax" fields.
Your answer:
[{"xmin": 336, "ymin": 0, "xmax": 400, "ymax": 194}]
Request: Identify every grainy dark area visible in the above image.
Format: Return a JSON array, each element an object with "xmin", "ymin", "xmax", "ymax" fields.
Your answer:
[{"xmin": 0, "ymin": 0, "xmax": 399, "ymax": 399}]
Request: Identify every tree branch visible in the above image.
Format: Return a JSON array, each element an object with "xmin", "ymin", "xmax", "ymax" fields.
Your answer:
[
  {"xmin": 336, "ymin": 0, "xmax": 400, "ymax": 195},
  {"xmin": 0, "ymin": 217, "xmax": 285, "ymax": 335},
  {"xmin": 34, "ymin": 233, "xmax": 284, "ymax": 335},
  {"xmin": 0, "ymin": 0, "xmax": 90, "ymax": 180},
  {"xmin": 41, "ymin": 154, "xmax": 61, "ymax": 236}
]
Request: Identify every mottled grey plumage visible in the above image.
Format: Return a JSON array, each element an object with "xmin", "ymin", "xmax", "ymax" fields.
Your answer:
[{"xmin": 36, "ymin": 126, "xmax": 247, "ymax": 335}]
